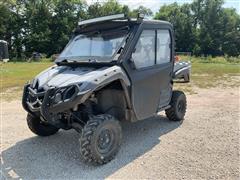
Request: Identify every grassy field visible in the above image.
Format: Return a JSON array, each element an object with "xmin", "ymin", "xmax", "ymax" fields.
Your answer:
[
  {"xmin": 1, "ymin": 62, "xmax": 53, "ymax": 92},
  {"xmin": 188, "ymin": 63, "xmax": 239, "ymax": 87},
  {"xmin": 1, "ymin": 58, "xmax": 240, "ymax": 100}
]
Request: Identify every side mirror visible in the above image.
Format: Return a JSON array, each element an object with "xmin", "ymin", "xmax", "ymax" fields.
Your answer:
[
  {"xmin": 132, "ymin": 47, "xmax": 137, "ymax": 53},
  {"xmin": 129, "ymin": 56, "xmax": 134, "ymax": 63},
  {"xmin": 128, "ymin": 55, "xmax": 136, "ymax": 69}
]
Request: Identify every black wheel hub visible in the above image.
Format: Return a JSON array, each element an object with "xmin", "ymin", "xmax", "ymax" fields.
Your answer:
[
  {"xmin": 97, "ymin": 129, "xmax": 114, "ymax": 154},
  {"xmin": 177, "ymin": 100, "xmax": 185, "ymax": 113}
]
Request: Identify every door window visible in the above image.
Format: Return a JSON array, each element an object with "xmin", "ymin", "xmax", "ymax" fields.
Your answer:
[
  {"xmin": 132, "ymin": 30, "xmax": 155, "ymax": 69},
  {"xmin": 157, "ymin": 30, "xmax": 171, "ymax": 64}
]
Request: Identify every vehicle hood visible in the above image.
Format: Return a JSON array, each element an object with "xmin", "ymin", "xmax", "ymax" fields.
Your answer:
[{"xmin": 32, "ymin": 65, "xmax": 129, "ymax": 91}]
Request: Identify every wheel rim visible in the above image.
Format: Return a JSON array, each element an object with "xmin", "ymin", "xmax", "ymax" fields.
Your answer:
[
  {"xmin": 97, "ymin": 129, "xmax": 114, "ymax": 154},
  {"xmin": 177, "ymin": 100, "xmax": 185, "ymax": 113}
]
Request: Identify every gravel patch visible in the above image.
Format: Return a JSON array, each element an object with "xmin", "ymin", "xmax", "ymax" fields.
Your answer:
[{"xmin": 1, "ymin": 87, "xmax": 239, "ymax": 179}]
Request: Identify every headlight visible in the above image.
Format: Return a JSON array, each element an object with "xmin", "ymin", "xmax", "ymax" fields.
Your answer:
[
  {"xmin": 54, "ymin": 93, "xmax": 62, "ymax": 103},
  {"xmin": 53, "ymin": 85, "xmax": 78, "ymax": 104},
  {"xmin": 63, "ymin": 86, "xmax": 77, "ymax": 100}
]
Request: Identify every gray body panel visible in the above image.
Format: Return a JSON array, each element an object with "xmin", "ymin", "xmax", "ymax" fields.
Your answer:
[{"xmin": 34, "ymin": 65, "xmax": 130, "ymax": 93}]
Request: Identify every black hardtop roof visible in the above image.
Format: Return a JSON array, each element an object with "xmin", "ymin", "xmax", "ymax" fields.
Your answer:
[
  {"xmin": 142, "ymin": 19, "xmax": 172, "ymax": 26},
  {"xmin": 77, "ymin": 14, "xmax": 172, "ymax": 28},
  {"xmin": 75, "ymin": 14, "xmax": 172, "ymax": 34}
]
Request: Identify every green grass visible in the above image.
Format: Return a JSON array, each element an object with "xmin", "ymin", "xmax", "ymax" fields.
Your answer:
[
  {"xmin": 1, "ymin": 62, "xmax": 53, "ymax": 92},
  {"xmin": 179, "ymin": 55, "xmax": 240, "ymax": 64},
  {"xmin": 192, "ymin": 62, "xmax": 240, "ymax": 74},
  {"xmin": 191, "ymin": 62, "xmax": 240, "ymax": 88},
  {"xmin": 174, "ymin": 61, "xmax": 240, "ymax": 93}
]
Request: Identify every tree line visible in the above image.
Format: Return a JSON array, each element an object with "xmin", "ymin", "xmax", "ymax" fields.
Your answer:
[{"xmin": 0, "ymin": 0, "xmax": 239, "ymax": 60}]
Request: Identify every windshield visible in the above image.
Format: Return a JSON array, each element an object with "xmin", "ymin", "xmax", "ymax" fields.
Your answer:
[{"xmin": 58, "ymin": 30, "xmax": 127, "ymax": 62}]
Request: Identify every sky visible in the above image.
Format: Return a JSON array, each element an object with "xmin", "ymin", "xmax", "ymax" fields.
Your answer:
[{"xmin": 85, "ymin": 0, "xmax": 240, "ymax": 14}]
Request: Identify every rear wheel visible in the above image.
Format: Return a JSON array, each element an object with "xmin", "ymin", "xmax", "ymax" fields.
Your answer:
[
  {"xmin": 80, "ymin": 114, "xmax": 122, "ymax": 165},
  {"xmin": 27, "ymin": 113, "xmax": 59, "ymax": 136},
  {"xmin": 165, "ymin": 91, "xmax": 187, "ymax": 121}
]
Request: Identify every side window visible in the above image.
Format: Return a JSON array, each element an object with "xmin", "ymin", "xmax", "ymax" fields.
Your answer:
[
  {"xmin": 132, "ymin": 30, "xmax": 155, "ymax": 69},
  {"xmin": 157, "ymin": 30, "xmax": 171, "ymax": 64}
]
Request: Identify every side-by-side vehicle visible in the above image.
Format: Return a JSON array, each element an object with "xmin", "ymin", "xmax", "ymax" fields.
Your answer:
[{"xmin": 22, "ymin": 14, "xmax": 190, "ymax": 165}]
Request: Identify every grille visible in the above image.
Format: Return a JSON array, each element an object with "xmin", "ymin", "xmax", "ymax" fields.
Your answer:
[{"xmin": 27, "ymin": 86, "xmax": 46, "ymax": 109}]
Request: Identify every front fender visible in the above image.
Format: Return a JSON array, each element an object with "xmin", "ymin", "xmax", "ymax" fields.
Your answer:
[{"xmin": 79, "ymin": 65, "xmax": 130, "ymax": 97}]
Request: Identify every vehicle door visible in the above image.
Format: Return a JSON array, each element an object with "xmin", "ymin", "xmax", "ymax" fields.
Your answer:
[{"xmin": 122, "ymin": 24, "xmax": 174, "ymax": 120}]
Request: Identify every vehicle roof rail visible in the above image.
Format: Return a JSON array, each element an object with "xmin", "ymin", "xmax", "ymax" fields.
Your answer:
[{"xmin": 78, "ymin": 14, "xmax": 128, "ymax": 26}]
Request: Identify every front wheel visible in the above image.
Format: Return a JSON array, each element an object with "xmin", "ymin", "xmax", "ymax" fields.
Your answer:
[
  {"xmin": 80, "ymin": 114, "xmax": 122, "ymax": 165},
  {"xmin": 165, "ymin": 90, "xmax": 187, "ymax": 121},
  {"xmin": 27, "ymin": 113, "xmax": 59, "ymax": 136}
]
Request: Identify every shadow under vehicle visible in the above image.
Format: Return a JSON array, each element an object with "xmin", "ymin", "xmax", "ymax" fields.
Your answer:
[{"xmin": 22, "ymin": 14, "xmax": 190, "ymax": 165}]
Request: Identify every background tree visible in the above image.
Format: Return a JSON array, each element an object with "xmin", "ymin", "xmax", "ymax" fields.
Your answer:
[
  {"xmin": 87, "ymin": 1, "xmax": 152, "ymax": 19},
  {"xmin": 23, "ymin": 0, "xmax": 53, "ymax": 57},
  {"xmin": 48, "ymin": 0, "xmax": 87, "ymax": 56},
  {"xmin": 87, "ymin": 0, "xmax": 123, "ymax": 18},
  {"xmin": 0, "ymin": 2, "xmax": 11, "ymax": 40},
  {"xmin": 155, "ymin": 0, "xmax": 240, "ymax": 57},
  {"xmin": 0, "ymin": 0, "xmax": 239, "ymax": 59},
  {"xmin": 0, "ymin": 0, "xmax": 25, "ymax": 59},
  {"xmin": 192, "ymin": 0, "xmax": 225, "ymax": 56},
  {"xmin": 220, "ymin": 8, "xmax": 240, "ymax": 56},
  {"xmin": 129, "ymin": 5, "xmax": 153, "ymax": 18},
  {"xmin": 155, "ymin": 3, "xmax": 196, "ymax": 53}
]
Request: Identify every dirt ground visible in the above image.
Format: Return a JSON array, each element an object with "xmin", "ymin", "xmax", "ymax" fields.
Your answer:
[{"xmin": 0, "ymin": 87, "xmax": 239, "ymax": 179}]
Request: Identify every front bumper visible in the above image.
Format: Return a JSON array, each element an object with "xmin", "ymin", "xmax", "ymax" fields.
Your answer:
[{"xmin": 22, "ymin": 84, "xmax": 91, "ymax": 122}]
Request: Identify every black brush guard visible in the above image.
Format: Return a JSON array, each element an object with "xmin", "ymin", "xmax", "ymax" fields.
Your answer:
[{"xmin": 22, "ymin": 83, "xmax": 91, "ymax": 123}]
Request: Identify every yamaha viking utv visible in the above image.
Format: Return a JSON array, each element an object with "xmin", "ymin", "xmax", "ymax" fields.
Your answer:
[{"xmin": 22, "ymin": 14, "xmax": 190, "ymax": 165}]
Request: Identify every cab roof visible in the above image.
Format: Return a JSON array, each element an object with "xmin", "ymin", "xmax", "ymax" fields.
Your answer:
[
  {"xmin": 75, "ymin": 14, "xmax": 172, "ymax": 34},
  {"xmin": 77, "ymin": 14, "xmax": 171, "ymax": 26}
]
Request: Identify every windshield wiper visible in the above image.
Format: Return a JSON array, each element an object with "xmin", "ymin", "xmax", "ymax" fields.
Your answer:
[
  {"xmin": 58, "ymin": 58, "xmax": 100, "ymax": 65},
  {"xmin": 61, "ymin": 59, "xmax": 79, "ymax": 63},
  {"xmin": 88, "ymin": 58, "xmax": 99, "ymax": 62},
  {"xmin": 57, "ymin": 59, "xmax": 80, "ymax": 65}
]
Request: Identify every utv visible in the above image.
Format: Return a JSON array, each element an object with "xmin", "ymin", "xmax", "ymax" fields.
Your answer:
[{"xmin": 22, "ymin": 14, "xmax": 189, "ymax": 165}]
